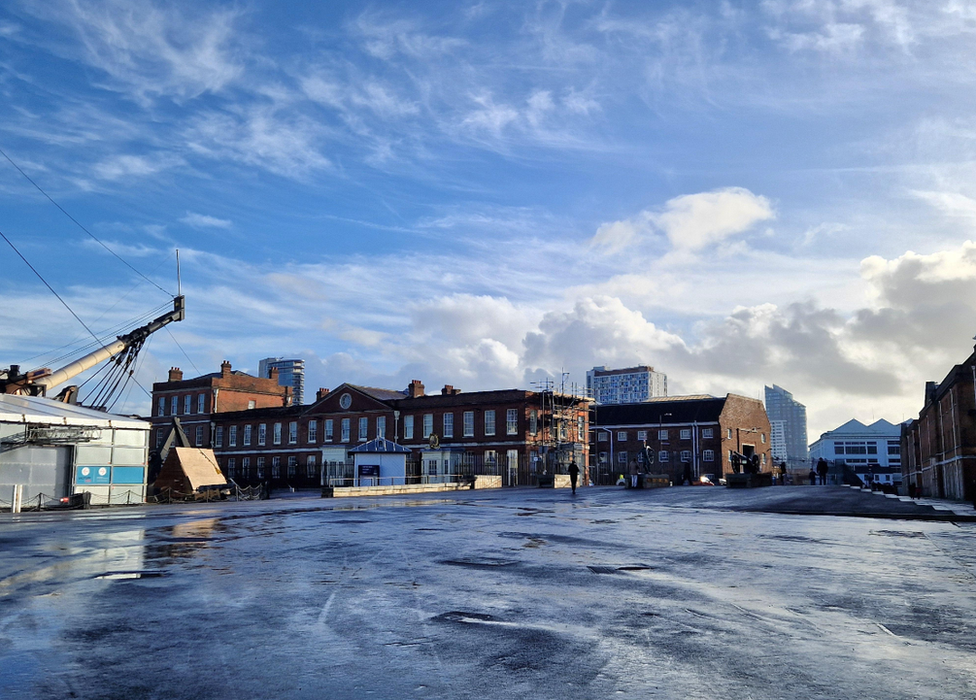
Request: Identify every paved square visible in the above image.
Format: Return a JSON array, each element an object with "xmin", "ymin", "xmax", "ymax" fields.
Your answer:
[{"xmin": 2, "ymin": 487, "xmax": 975, "ymax": 699}]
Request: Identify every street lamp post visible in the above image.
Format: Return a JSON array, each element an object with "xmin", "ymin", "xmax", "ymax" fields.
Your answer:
[{"xmin": 595, "ymin": 427, "xmax": 613, "ymax": 485}]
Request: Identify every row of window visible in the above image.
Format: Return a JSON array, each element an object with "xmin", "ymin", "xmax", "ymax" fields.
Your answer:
[
  {"xmin": 156, "ymin": 393, "xmax": 260, "ymax": 416},
  {"xmin": 207, "ymin": 409, "xmax": 541, "ymax": 448},
  {"xmin": 225, "ymin": 454, "xmax": 318, "ymax": 480},
  {"xmin": 599, "ymin": 428, "xmax": 717, "ymax": 442},
  {"xmin": 600, "ymin": 449, "xmax": 717, "ymax": 463}
]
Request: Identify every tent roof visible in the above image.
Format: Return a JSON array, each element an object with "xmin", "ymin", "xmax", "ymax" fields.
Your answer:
[{"xmin": 0, "ymin": 394, "xmax": 149, "ymax": 430}]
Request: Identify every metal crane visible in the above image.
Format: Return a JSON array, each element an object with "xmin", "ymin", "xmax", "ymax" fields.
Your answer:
[{"xmin": 0, "ymin": 295, "xmax": 185, "ymax": 405}]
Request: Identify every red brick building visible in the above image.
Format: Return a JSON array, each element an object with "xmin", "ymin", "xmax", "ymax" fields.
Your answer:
[
  {"xmin": 902, "ymin": 345, "xmax": 976, "ymax": 500},
  {"xmin": 591, "ymin": 394, "xmax": 772, "ymax": 484},
  {"xmin": 150, "ymin": 371, "xmax": 589, "ymax": 488},
  {"xmin": 149, "ymin": 361, "xmax": 292, "ymax": 454}
]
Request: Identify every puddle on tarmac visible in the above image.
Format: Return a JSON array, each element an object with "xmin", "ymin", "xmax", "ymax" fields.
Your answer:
[{"xmin": 95, "ymin": 571, "xmax": 168, "ymax": 580}]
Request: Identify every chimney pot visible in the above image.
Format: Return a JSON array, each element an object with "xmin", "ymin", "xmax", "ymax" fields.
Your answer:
[
  {"xmin": 408, "ymin": 379, "xmax": 425, "ymax": 398},
  {"xmin": 220, "ymin": 360, "xmax": 232, "ymax": 377},
  {"xmin": 316, "ymin": 387, "xmax": 330, "ymax": 401},
  {"xmin": 168, "ymin": 367, "xmax": 183, "ymax": 382}
]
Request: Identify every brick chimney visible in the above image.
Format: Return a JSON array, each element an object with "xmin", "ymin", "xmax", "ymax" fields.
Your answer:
[
  {"xmin": 441, "ymin": 384, "xmax": 459, "ymax": 395},
  {"xmin": 407, "ymin": 379, "xmax": 425, "ymax": 398},
  {"xmin": 220, "ymin": 360, "xmax": 232, "ymax": 378},
  {"xmin": 269, "ymin": 367, "xmax": 279, "ymax": 381},
  {"xmin": 168, "ymin": 367, "xmax": 183, "ymax": 382},
  {"xmin": 316, "ymin": 387, "xmax": 330, "ymax": 401}
]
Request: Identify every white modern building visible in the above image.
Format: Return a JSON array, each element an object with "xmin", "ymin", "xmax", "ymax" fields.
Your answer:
[
  {"xmin": 769, "ymin": 420, "xmax": 788, "ymax": 464},
  {"xmin": 586, "ymin": 365, "xmax": 667, "ymax": 405},
  {"xmin": 808, "ymin": 418, "xmax": 902, "ymax": 486},
  {"xmin": 258, "ymin": 357, "xmax": 305, "ymax": 405},
  {"xmin": 0, "ymin": 394, "xmax": 151, "ymax": 508},
  {"xmin": 764, "ymin": 385, "xmax": 808, "ymax": 468}
]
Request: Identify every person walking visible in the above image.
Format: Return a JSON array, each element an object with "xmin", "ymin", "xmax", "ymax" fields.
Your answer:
[
  {"xmin": 816, "ymin": 458, "xmax": 829, "ymax": 485},
  {"xmin": 568, "ymin": 461, "xmax": 580, "ymax": 495}
]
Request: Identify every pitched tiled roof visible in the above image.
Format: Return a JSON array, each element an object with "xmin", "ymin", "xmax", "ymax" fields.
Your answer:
[
  {"xmin": 595, "ymin": 396, "xmax": 726, "ymax": 425},
  {"xmin": 348, "ymin": 385, "xmax": 407, "ymax": 402}
]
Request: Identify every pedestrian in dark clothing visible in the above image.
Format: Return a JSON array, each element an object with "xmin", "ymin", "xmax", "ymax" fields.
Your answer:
[
  {"xmin": 817, "ymin": 458, "xmax": 829, "ymax": 485},
  {"xmin": 779, "ymin": 461, "xmax": 788, "ymax": 486},
  {"xmin": 808, "ymin": 469, "xmax": 817, "ymax": 485},
  {"xmin": 568, "ymin": 461, "xmax": 580, "ymax": 495},
  {"xmin": 907, "ymin": 482, "xmax": 916, "ymax": 499}
]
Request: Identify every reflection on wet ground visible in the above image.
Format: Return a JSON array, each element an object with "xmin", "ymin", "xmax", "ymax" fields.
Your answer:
[{"xmin": 2, "ymin": 487, "xmax": 976, "ymax": 699}]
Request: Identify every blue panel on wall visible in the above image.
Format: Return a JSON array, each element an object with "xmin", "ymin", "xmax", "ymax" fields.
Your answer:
[
  {"xmin": 111, "ymin": 466, "xmax": 145, "ymax": 484},
  {"xmin": 76, "ymin": 466, "xmax": 111, "ymax": 484}
]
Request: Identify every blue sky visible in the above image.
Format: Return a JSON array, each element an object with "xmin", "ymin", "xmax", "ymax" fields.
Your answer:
[{"xmin": 3, "ymin": 0, "xmax": 976, "ymax": 437}]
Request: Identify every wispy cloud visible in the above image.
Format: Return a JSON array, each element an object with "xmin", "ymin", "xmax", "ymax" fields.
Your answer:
[{"xmin": 180, "ymin": 212, "xmax": 232, "ymax": 229}]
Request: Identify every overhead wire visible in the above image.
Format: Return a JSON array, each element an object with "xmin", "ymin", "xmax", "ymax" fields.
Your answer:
[
  {"xmin": 0, "ymin": 144, "xmax": 173, "ymax": 298},
  {"xmin": 0, "ymin": 227, "xmax": 104, "ymax": 348}
]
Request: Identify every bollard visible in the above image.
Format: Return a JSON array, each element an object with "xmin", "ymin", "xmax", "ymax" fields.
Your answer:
[{"xmin": 11, "ymin": 485, "xmax": 23, "ymax": 514}]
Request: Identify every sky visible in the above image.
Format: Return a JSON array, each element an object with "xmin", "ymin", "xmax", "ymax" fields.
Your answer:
[{"xmin": 3, "ymin": 0, "xmax": 976, "ymax": 439}]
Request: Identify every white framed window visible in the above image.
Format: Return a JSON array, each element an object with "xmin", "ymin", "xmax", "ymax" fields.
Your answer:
[
  {"xmin": 727, "ymin": 428, "xmax": 733, "ymax": 439},
  {"xmin": 227, "ymin": 457, "xmax": 235, "ymax": 478},
  {"xmin": 598, "ymin": 432, "xmax": 608, "ymax": 442},
  {"xmin": 703, "ymin": 449, "xmax": 715, "ymax": 462},
  {"xmin": 618, "ymin": 451, "xmax": 628, "ymax": 464},
  {"xmin": 197, "ymin": 393, "xmax": 205, "ymax": 414},
  {"xmin": 377, "ymin": 416, "xmax": 386, "ymax": 439},
  {"xmin": 680, "ymin": 450, "xmax": 691, "ymax": 462},
  {"xmin": 659, "ymin": 450, "xmax": 669, "ymax": 462},
  {"xmin": 404, "ymin": 415, "xmax": 414, "ymax": 440},
  {"xmin": 214, "ymin": 426, "xmax": 224, "ymax": 448},
  {"xmin": 358, "ymin": 417, "xmax": 368, "ymax": 441},
  {"xmin": 308, "ymin": 419, "xmax": 317, "ymax": 443},
  {"xmin": 761, "ymin": 433, "xmax": 766, "ymax": 443},
  {"xmin": 598, "ymin": 451, "xmax": 608, "ymax": 464},
  {"xmin": 289, "ymin": 421, "xmax": 298, "ymax": 444},
  {"xmin": 341, "ymin": 418, "xmax": 350, "ymax": 442},
  {"xmin": 157, "ymin": 397, "xmax": 166, "ymax": 416},
  {"xmin": 485, "ymin": 410, "xmax": 496, "ymax": 436},
  {"xmin": 617, "ymin": 431, "xmax": 627, "ymax": 441},
  {"xmin": 637, "ymin": 430, "xmax": 647, "ymax": 441},
  {"xmin": 506, "ymin": 409, "xmax": 518, "ymax": 435},
  {"xmin": 423, "ymin": 414, "xmax": 433, "ymax": 439},
  {"xmin": 463, "ymin": 411, "xmax": 474, "ymax": 437},
  {"xmin": 443, "ymin": 413, "xmax": 453, "ymax": 438},
  {"xmin": 325, "ymin": 419, "xmax": 334, "ymax": 441},
  {"xmin": 702, "ymin": 428, "xmax": 714, "ymax": 439},
  {"xmin": 273, "ymin": 422, "xmax": 282, "ymax": 445},
  {"xmin": 258, "ymin": 423, "xmax": 266, "ymax": 446},
  {"xmin": 248, "ymin": 400, "xmax": 256, "ymax": 410},
  {"xmin": 195, "ymin": 426, "xmax": 203, "ymax": 447},
  {"xmin": 184, "ymin": 395, "xmax": 192, "ymax": 415},
  {"xmin": 243, "ymin": 424, "xmax": 252, "ymax": 446},
  {"xmin": 171, "ymin": 396, "xmax": 178, "ymax": 415},
  {"xmin": 529, "ymin": 410, "xmax": 538, "ymax": 436},
  {"xmin": 155, "ymin": 429, "xmax": 164, "ymax": 448},
  {"xmin": 577, "ymin": 416, "xmax": 584, "ymax": 442},
  {"xmin": 229, "ymin": 425, "xmax": 238, "ymax": 447},
  {"xmin": 658, "ymin": 429, "xmax": 668, "ymax": 440},
  {"xmin": 485, "ymin": 449, "xmax": 497, "ymax": 467},
  {"xmin": 272, "ymin": 456, "xmax": 281, "ymax": 479},
  {"xmin": 306, "ymin": 455, "xmax": 317, "ymax": 478},
  {"xmin": 242, "ymin": 456, "xmax": 250, "ymax": 477},
  {"xmin": 287, "ymin": 456, "xmax": 297, "ymax": 478},
  {"xmin": 680, "ymin": 429, "xmax": 691, "ymax": 440},
  {"xmin": 257, "ymin": 457, "xmax": 265, "ymax": 479}
]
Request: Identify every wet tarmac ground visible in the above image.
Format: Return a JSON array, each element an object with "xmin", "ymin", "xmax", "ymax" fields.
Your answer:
[{"xmin": 2, "ymin": 486, "xmax": 976, "ymax": 699}]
